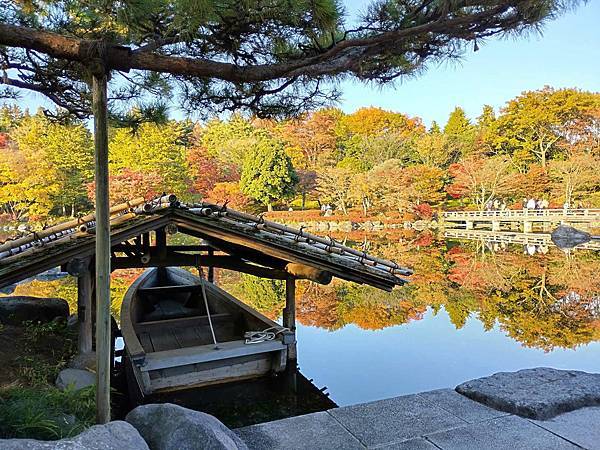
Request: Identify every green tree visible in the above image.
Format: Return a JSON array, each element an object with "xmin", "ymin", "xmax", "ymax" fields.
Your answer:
[
  {"xmin": 240, "ymin": 133, "xmax": 298, "ymax": 211},
  {"xmin": 444, "ymin": 107, "xmax": 476, "ymax": 160},
  {"xmin": 109, "ymin": 121, "xmax": 190, "ymax": 197}
]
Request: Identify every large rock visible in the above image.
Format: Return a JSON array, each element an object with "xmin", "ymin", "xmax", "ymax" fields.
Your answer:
[
  {"xmin": 68, "ymin": 352, "xmax": 97, "ymax": 372},
  {"xmin": 56, "ymin": 368, "xmax": 95, "ymax": 391},
  {"xmin": 126, "ymin": 403, "xmax": 248, "ymax": 450},
  {"xmin": 0, "ymin": 296, "xmax": 69, "ymax": 326},
  {"xmin": 0, "ymin": 420, "xmax": 149, "ymax": 449},
  {"xmin": 456, "ymin": 367, "xmax": 600, "ymax": 420}
]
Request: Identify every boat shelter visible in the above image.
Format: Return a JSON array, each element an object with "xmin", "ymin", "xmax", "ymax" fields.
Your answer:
[{"xmin": 0, "ymin": 195, "xmax": 411, "ymax": 403}]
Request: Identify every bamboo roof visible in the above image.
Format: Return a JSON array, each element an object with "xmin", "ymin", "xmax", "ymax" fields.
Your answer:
[{"xmin": 0, "ymin": 195, "xmax": 411, "ymax": 291}]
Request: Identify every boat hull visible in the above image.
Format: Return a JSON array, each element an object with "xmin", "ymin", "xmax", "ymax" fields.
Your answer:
[{"xmin": 121, "ymin": 267, "xmax": 289, "ymax": 396}]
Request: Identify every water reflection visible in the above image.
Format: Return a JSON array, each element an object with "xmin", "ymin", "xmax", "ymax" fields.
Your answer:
[
  {"xmin": 3, "ymin": 229, "xmax": 599, "ymax": 409},
  {"xmin": 145, "ymin": 368, "xmax": 336, "ymax": 428},
  {"xmin": 218, "ymin": 230, "xmax": 600, "ymax": 352}
]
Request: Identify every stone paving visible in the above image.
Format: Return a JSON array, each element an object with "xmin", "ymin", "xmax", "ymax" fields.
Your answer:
[{"xmin": 235, "ymin": 388, "xmax": 600, "ymax": 449}]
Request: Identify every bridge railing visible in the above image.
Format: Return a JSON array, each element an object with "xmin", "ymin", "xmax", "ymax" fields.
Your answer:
[{"xmin": 442, "ymin": 208, "xmax": 600, "ymax": 220}]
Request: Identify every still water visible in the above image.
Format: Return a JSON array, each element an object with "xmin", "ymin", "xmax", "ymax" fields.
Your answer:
[{"xmin": 4, "ymin": 229, "xmax": 600, "ymax": 422}]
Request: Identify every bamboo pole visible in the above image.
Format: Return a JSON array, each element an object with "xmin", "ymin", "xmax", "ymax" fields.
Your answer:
[
  {"xmin": 0, "ymin": 198, "xmax": 145, "ymax": 254},
  {"xmin": 187, "ymin": 203, "xmax": 412, "ymax": 276},
  {"xmin": 92, "ymin": 71, "xmax": 111, "ymax": 424}
]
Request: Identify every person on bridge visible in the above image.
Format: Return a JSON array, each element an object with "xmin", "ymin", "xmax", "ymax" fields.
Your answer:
[{"xmin": 526, "ymin": 198, "xmax": 536, "ymax": 209}]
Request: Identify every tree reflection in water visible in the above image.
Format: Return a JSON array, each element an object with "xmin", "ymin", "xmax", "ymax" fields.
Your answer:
[
  {"xmin": 221, "ymin": 230, "xmax": 600, "ymax": 352},
  {"xmin": 4, "ymin": 230, "xmax": 599, "ymax": 352}
]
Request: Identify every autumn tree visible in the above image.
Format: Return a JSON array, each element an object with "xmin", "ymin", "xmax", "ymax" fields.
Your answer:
[
  {"xmin": 447, "ymin": 155, "xmax": 515, "ymax": 210},
  {"xmin": 492, "ymin": 87, "xmax": 600, "ymax": 168},
  {"xmin": 87, "ymin": 169, "xmax": 164, "ymax": 204},
  {"xmin": 549, "ymin": 152, "xmax": 599, "ymax": 206},
  {"xmin": 6, "ymin": 112, "xmax": 94, "ymax": 217},
  {"xmin": 279, "ymin": 108, "xmax": 341, "ymax": 170},
  {"xmin": 317, "ymin": 166, "xmax": 355, "ymax": 215},
  {"xmin": 240, "ymin": 133, "xmax": 298, "ymax": 211},
  {"xmin": 109, "ymin": 121, "xmax": 190, "ymax": 196}
]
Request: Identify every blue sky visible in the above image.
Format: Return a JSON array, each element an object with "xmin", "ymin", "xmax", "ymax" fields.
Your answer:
[
  {"xmin": 339, "ymin": 0, "xmax": 600, "ymax": 126},
  {"xmin": 12, "ymin": 1, "xmax": 600, "ymax": 127}
]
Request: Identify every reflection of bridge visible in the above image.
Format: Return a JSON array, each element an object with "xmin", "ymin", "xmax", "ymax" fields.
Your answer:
[
  {"xmin": 443, "ymin": 209, "xmax": 600, "ymax": 233},
  {"xmin": 444, "ymin": 229, "xmax": 600, "ymax": 251}
]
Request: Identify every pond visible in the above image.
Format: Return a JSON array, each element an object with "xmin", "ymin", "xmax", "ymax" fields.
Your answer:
[{"xmin": 3, "ymin": 229, "xmax": 600, "ymax": 424}]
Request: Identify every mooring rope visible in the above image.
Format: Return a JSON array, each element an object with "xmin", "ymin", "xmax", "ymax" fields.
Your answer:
[
  {"xmin": 244, "ymin": 326, "xmax": 290, "ymax": 345},
  {"xmin": 198, "ymin": 268, "xmax": 219, "ymax": 350}
]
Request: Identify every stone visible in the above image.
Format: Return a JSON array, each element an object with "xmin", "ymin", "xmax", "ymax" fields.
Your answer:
[
  {"xmin": 0, "ymin": 296, "xmax": 69, "ymax": 326},
  {"xmin": 425, "ymin": 414, "xmax": 578, "ymax": 450},
  {"xmin": 55, "ymin": 368, "xmax": 95, "ymax": 391},
  {"xmin": 417, "ymin": 388, "xmax": 509, "ymax": 424},
  {"xmin": 126, "ymin": 403, "xmax": 248, "ymax": 450},
  {"xmin": 532, "ymin": 406, "xmax": 600, "ymax": 450},
  {"xmin": 235, "ymin": 411, "xmax": 363, "ymax": 450},
  {"xmin": 0, "ymin": 420, "xmax": 149, "ymax": 449},
  {"xmin": 327, "ymin": 394, "xmax": 466, "ymax": 448},
  {"xmin": 456, "ymin": 367, "xmax": 600, "ymax": 419},
  {"xmin": 375, "ymin": 437, "xmax": 439, "ymax": 449},
  {"xmin": 68, "ymin": 352, "xmax": 97, "ymax": 371}
]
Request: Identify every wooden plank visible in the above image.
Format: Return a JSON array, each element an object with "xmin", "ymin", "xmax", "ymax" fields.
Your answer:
[
  {"xmin": 141, "ymin": 339, "xmax": 286, "ymax": 372},
  {"xmin": 148, "ymin": 328, "xmax": 180, "ymax": 352},
  {"xmin": 138, "ymin": 332, "xmax": 155, "ymax": 352},
  {"xmin": 135, "ymin": 313, "xmax": 231, "ymax": 333},
  {"xmin": 139, "ymin": 284, "xmax": 203, "ymax": 294},
  {"xmin": 173, "ymin": 327, "xmax": 203, "ymax": 348},
  {"xmin": 149, "ymin": 356, "xmax": 273, "ymax": 392},
  {"xmin": 77, "ymin": 263, "xmax": 93, "ymax": 354},
  {"xmin": 120, "ymin": 269, "xmax": 155, "ymax": 361}
]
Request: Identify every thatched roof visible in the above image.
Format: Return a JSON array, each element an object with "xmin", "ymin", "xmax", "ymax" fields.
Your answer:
[{"xmin": 0, "ymin": 196, "xmax": 411, "ymax": 291}]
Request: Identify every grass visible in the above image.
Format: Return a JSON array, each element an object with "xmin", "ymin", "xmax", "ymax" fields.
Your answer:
[
  {"xmin": 0, "ymin": 318, "xmax": 96, "ymax": 440},
  {"xmin": 0, "ymin": 386, "xmax": 95, "ymax": 440}
]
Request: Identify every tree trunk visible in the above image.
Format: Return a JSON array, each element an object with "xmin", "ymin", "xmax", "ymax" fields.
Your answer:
[
  {"xmin": 92, "ymin": 71, "xmax": 111, "ymax": 425},
  {"xmin": 267, "ymin": 203, "xmax": 273, "ymax": 212},
  {"xmin": 301, "ymin": 192, "xmax": 306, "ymax": 210}
]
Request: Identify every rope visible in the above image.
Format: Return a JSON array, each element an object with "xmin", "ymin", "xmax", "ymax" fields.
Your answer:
[
  {"xmin": 244, "ymin": 326, "xmax": 290, "ymax": 345},
  {"xmin": 198, "ymin": 267, "xmax": 219, "ymax": 350}
]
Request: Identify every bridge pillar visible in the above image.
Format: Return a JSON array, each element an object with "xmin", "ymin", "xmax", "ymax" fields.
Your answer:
[
  {"xmin": 523, "ymin": 221, "xmax": 533, "ymax": 233},
  {"xmin": 492, "ymin": 221, "xmax": 501, "ymax": 232},
  {"xmin": 465, "ymin": 220, "xmax": 474, "ymax": 230}
]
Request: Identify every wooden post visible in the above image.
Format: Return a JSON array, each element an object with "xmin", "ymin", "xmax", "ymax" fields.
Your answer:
[
  {"xmin": 283, "ymin": 276, "xmax": 297, "ymax": 360},
  {"xmin": 77, "ymin": 264, "xmax": 93, "ymax": 354},
  {"xmin": 92, "ymin": 71, "xmax": 111, "ymax": 424},
  {"xmin": 207, "ymin": 248, "xmax": 215, "ymax": 283}
]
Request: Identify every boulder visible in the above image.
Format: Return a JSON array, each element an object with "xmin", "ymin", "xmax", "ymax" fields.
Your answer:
[
  {"xmin": 126, "ymin": 403, "xmax": 248, "ymax": 450},
  {"xmin": 0, "ymin": 420, "xmax": 149, "ymax": 449},
  {"xmin": 0, "ymin": 296, "xmax": 69, "ymax": 326},
  {"xmin": 56, "ymin": 368, "xmax": 95, "ymax": 391},
  {"xmin": 456, "ymin": 367, "xmax": 600, "ymax": 420},
  {"xmin": 68, "ymin": 352, "xmax": 97, "ymax": 372}
]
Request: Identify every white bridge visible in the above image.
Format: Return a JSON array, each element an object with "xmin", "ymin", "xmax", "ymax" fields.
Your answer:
[{"xmin": 442, "ymin": 209, "xmax": 600, "ymax": 233}]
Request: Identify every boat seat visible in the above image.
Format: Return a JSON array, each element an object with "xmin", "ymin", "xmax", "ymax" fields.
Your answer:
[
  {"xmin": 141, "ymin": 299, "xmax": 205, "ymax": 322},
  {"xmin": 141, "ymin": 339, "xmax": 287, "ymax": 371}
]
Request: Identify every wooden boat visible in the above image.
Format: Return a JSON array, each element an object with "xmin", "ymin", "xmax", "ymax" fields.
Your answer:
[{"xmin": 121, "ymin": 267, "xmax": 290, "ymax": 397}]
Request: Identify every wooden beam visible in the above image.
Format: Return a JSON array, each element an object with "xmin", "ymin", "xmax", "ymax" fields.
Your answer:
[
  {"xmin": 207, "ymin": 248, "xmax": 215, "ymax": 283},
  {"xmin": 285, "ymin": 263, "xmax": 332, "ymax": 285},
  {"xmin": 283, "ymin": 276, "xmax": 297, "ymax": 360},
  {"xmin": 111, "ymin": 253, "xmax": 288, "ymax": 279},
  {"xmin": 77, "ymin": 258, "xmax": 93, "ymax": 354},
  {"xmin": 92, "ymin": 71, "xmax": 111, "ymax": 424}
]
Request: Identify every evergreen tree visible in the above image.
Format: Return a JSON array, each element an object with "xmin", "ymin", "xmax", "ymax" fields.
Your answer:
[
  {"xmin": 444, "ymin": 107, "xmax": 476, "ymax": 160},
  {"xmin": 240, "ymin": 134, "xmax": 298, "ymax": 211}
]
